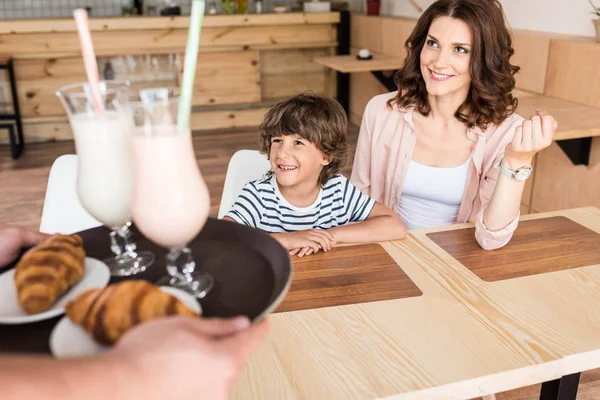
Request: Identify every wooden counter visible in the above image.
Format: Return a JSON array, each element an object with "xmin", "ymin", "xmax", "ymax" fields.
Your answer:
[{"xmin": 0, "ymin": 13, "xmax": 339, "ymax": 142}]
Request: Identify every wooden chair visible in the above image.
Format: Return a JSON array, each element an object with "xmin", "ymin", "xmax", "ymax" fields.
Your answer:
[{"xmin": 0, "ymin": 56, "xmax": 24, "ymax": 159}]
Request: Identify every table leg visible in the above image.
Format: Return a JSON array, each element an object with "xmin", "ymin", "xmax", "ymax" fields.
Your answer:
[
  {"xmin": 337, "ymin": 71, "xmax": 350, "ymax": 115},
  {"xmin": 539, "ymin": 373, "xmax": 580, "ymax": 400}
]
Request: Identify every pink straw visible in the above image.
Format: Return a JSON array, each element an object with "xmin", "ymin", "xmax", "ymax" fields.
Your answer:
[{"xmin": 73, "ymin": 9, "xmax": 104, "ymax": 114}]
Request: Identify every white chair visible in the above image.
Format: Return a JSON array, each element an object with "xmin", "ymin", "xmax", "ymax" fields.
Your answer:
[
  {"xmin": 217, "ymin": 149, "xmax": 271, "ymax": 219},
  {"xmin": 39, "ymin": 154, "xmax": 102, "ymax": 234}
]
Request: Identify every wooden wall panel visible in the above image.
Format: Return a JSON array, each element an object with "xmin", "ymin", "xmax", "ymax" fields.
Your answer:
[
  {"xmin": 350, "ymin": 71, "xmax": 388, "ymax": 125},
  {"xmin": 511, "ymin": 33, "xmax": 550, "ymax": 94},
  {"xmin": 591, "ymin": 137, "xmax": 600, "ymax": 168},
  {"xmin": 192, "ymin": 51, "xmax": 260, "ymax": 106},
  {"xmin": 0, "ymin": 25, "xmax": 336, "ymax": 58},
  {"xmin": 0, "ymin": 13, "xmax": 341, "ymax": 34},
  {"xmin": 262, "ymin": 73, "xmax": 328, "ymax": 100},
  {"xmin": 3, "ymin": 107, "xmax": 270, "ymax": 145},
  {"xmin": 530, "ymin": 142, "xmax": 600, "ymax": 212},
  {"xmin": 380, "ymin": 17, "xmax": 416, "ymax": 59},
  {"xmin": 260, "ymin": 48, "xmax": 329, "ymax": 75},
  {"xmin": 545, "ymin": 38, "xmax": 600, "ymax": 108},
  {"xmin": 15, "ymin": 51, "xmax": 260, "ymax": 118},
  {"xmin": 14, "ymin": 58, "xmax": 87, "ymax": 118},
  {"xmin": 350, "ymin": 14, "xmax": 382, "ymax": 53},
  {"xmin": 260, "ymin": 48, "xmax": 331, "ymax": 101},
  {"xmin": 190, "ymin": 107, "xmax": 269, "ymax": 131}
]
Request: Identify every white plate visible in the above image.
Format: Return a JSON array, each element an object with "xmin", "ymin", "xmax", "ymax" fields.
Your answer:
[
  {"xmin": 49, "ymin": 286, "xmax": 201, "ymax": 359},
  {"xmin": 0, "ymin": 257, "xmax": 111, "ymax": 324}
]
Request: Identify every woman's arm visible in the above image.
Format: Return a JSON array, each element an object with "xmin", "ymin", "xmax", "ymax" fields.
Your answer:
[
  {"xmin": 479, "ymin": 110, "xmax": 556, "ymax": 249},
  {"xmin": 328, "ymin": 202, "xmax": 407, "ymax": 243}
]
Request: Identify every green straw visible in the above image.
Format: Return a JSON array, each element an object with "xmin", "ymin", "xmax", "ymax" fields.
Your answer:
[{"xmin": 178, "ymin": 0, "xmax": 205, "ymax": 134}]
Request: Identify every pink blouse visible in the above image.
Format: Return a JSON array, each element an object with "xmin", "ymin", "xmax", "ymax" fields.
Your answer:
[{"xmin": 350, "ymin": 91, "xmax": 525, "ymax": 250}]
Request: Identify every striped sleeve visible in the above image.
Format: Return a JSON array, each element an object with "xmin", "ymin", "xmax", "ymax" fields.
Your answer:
[
  {"xmin": 341, "ymin": 176, "xmax": 376, "ymax": 222},
  {"xmin": 224, "ymin": 182, "xmax": 265, "ymax": 228}
]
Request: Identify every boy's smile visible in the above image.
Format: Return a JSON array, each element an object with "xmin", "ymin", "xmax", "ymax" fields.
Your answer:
[{"xmin": 270, "ymin": 134, "xmax": 330, "ymax": 204}]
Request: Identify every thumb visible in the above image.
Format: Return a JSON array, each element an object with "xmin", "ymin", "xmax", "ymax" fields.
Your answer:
[
  {"xmin": 187, "ymin": 316, "xmax": 252, "ymax": 337},
  {"xmin": 217, "ymin": 319, "xmax": 270, "ymax": 363},
  {"xmin": 20, "ymin": 229, "xmax": 50, "ymax": 248}
]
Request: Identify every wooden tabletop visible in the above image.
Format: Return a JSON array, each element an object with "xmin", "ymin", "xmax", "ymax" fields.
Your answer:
[
  {"xmin": 516, "ymin": 95, "xmax": 600, "ymax": 140},
  {"xmin": 232, "ymin": 207, "xmax": 600, "ymax": 399},
  {"xmin": 314, "ymin": 54, "xmax": 405, "ymax": 73}
]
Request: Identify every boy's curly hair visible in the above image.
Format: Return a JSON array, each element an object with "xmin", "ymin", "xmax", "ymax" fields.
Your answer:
[{"xmin": 259, "ymin": 93, "xmax": 348, "ymax": 186}]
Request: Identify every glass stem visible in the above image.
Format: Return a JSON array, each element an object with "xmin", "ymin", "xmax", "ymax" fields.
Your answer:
[
  {"xmin": 166, "ymin": 247, "xmax": 196, "ymax": 283},
  {"xmin": 109, "ymin": 223, "xmax": 139, "ymax": 261}
]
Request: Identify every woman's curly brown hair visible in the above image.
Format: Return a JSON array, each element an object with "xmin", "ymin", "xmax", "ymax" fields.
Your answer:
[
  {"xmin": 259, "ymin": 93, "xmax": 348, "ymax": 186},
  {"xmin": 388, "ymin": 0, "xmax": 520, "ymax": 130}
]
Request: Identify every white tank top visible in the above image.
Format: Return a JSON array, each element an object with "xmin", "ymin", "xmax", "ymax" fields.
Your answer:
[{"xmin": 398, "ymin": 156, "xmax": 471, "ymax": 230}]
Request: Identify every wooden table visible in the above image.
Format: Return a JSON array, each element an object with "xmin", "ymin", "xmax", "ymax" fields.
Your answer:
[
  {"xmin": 516, "ymin": 95, "xmax": 600, "ymax": 141},
  {"xmin": 232, "ymin": 207, "xmax": 600, "ymax": 399},
  {"xmin": 314, "ymin": 54, "xmax": 404, "ymax": 73},
  {"xmin": 313, "ymin": 54, "xmax": 402, "ymax": 115}
]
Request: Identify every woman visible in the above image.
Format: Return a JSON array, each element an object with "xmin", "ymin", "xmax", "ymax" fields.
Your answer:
[{"xmin": 351, "ymin": 0, "xmax": 557, "ymax": 250}]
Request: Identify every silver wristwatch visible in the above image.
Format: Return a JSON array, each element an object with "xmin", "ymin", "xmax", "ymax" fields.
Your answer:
[{"xmin": 497, "ymin": 158, "xmax": 533, "ymax": 182}]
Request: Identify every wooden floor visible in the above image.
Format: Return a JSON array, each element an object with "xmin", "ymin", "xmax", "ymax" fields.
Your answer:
[{"xmin": 1, "ymin": 126, "xmax": 599, "ymax": 399}]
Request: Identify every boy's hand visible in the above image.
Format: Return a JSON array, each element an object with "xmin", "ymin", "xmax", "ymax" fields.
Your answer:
[
  {"xmin": 289, "ymin": 247, "xmax": 319, "ymax": 257},
  {"xmin": 271, "ymin": 230, "xmax": 335, "ymax": 256}
]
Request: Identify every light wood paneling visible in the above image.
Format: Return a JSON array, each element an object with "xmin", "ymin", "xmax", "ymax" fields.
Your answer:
[
  {"xmin": 0, "ymin": 25, "xmax": 336, "ymax": 58},
  {"xmin": 260, "ymin": 48, "xmax": 329, "ymax": 75},
  {"xmin": 350, "ymin": 71, "xmax": 388, "ymax": 120},
  {"xmin": 511, "ymin": 33, "xmax": 550, "ymax": 94},
  {"xmin": 0, "ymin": 13, "xmax": 340, "ymax": 34},
  {"xmin": 260, "ymin": 48, "xmax": 331, "ymax": 100},
  {"xmin": 261, "ymin": 73, "xmax": 328, "ymax": 100},
  {"xmin": 14, "ymin": 57, "xmax": 87, "ymax": 118},
  {"xmin": 14, "ymin": 51, "xmax": 260, "ymax": 118},
  {"xmin": 191, "ymin": 51, "xmax": 260, "ymax": 106},
  {"xmin": 0, "ymin": 107, "xmax": 271, "ymax": 145},
  {"xmin": 530, "ymin": 142, "xmax": 600, "ymax": 212},
  {"xmin": 591, "ymin": 137, "xmax": 600, "ymax": 168},
  {"xmin": 350, "ymin": 14, "xmax": 382, "ymax": 53},
  {"xmin": 189, "ymin": 107, "xmax": 270, "ymax": 131},
  {"xmin": 380, "ymin": 16, "xmax": 416, "ymax": 59},
  {"xmin": 513, "ymin": 89, "xmax": 538, "ymax": 98},
  {"xmin": 545, "ymin": 38, "xmax": 600, "ymax": 108}
]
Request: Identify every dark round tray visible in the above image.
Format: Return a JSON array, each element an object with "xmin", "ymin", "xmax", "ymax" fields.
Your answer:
[{"xmin": 0, "ymin": 218, "xmax": 291, "ymax": 355}]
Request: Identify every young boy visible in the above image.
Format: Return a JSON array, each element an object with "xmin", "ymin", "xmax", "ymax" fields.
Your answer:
[{"xmin": 223, "ymin": 93, "xmax": 406, "ymax": 257}]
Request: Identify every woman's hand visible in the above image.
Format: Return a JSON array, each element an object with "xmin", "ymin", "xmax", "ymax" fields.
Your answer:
[{"xmin": 503, "ymin": 109, "xmax": 557, "ymax": 169}]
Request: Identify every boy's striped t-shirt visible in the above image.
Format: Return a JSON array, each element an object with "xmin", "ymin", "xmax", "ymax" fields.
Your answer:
[{"xmin": 225, "ymin": 173, "xmax": 376, "ymax": 233}]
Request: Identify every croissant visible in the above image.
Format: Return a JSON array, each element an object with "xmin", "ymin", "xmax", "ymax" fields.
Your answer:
[
  {"xmin": 14, "ymin": 234, "xmax": 86, "ymax": 315},
  {"xmin": 66, "ymin": 280, "xmax": 199, "ymax": 345}
]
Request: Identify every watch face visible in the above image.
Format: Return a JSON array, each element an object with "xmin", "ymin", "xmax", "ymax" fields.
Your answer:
[{"xmin": 515, "ymin": 168, "xmax": 532, "ymax": 182}]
